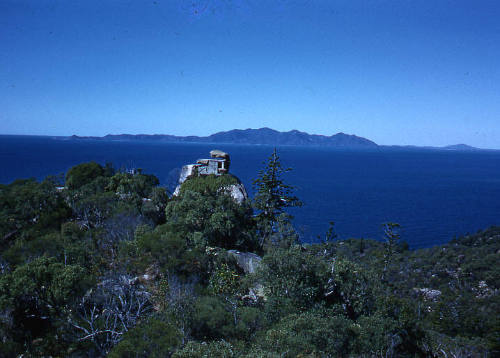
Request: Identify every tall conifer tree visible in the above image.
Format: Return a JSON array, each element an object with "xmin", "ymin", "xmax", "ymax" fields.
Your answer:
[{"xmin": 253, "ymin": 149, "xmax": 301, "ymax": 248}]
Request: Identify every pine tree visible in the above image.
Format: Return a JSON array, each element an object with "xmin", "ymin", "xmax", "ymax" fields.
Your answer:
[
  {"xmin": 381, "ymin": 222, "xmax": 401, "ymax": 283},
  {"xmin": 253, "ymin": 148, "xmax": 302, "ymax": 249}
]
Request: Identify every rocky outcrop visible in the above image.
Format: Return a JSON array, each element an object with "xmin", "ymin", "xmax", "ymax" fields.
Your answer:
[
  {"xmin": 178, "ymin": 164, "xmax": 197, "ymax": 185},
  {"xmin": 173, "ymin": 182, "xmax": 248, "ymax": 203},
  {"xmin": 473, "ymin": 280, "xmax": 497, "ymax": 299},
  {"xmin": 227, "ymin": 250, "xmax": 262, "ymax": 274},
  {"xmin": 225, "ymin": 183, "xmax": 248, "ymax": 204},
  {"xmin": 172, "ymin": 150, "xmax": 248, "ymax": 203},
  {"xmin": 413, "ymin": 288, "xmax": 442, "ymax": 301},
  {"xmin": 172, "ymin": 164, "xmax": 197, "ymax": 196},
  {"xmin": 226, "ymin": 250, "xmax": 265, "ymax": 302}
]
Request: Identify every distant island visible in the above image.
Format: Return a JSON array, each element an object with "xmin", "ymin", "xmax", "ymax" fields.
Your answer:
[
  {"xmin": 68, "ymin": 128, "xmax": 377, "ymax": 148},
  {"xmin": 66, "ymin": 127, "xmax": 485, "ymax": 150},
  {"xmin": 442, "ymin": 143, "xmax": 479, "ymax": 151}
]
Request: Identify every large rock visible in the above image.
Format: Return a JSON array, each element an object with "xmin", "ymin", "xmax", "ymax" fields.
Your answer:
[
  {"xmin": 173, "ymin": 164, "xmax": 197, "ymax": 196},
  {"xmin": 226, "ymin": 183, "xmax": 248, "ymax": 204},
  {"xmin": 413, "ymin": 288, "xmax": 441, "ymax": 301},
  {"xmin": 228, "ymin": 250, "xmax": 264, "ymax": 302},
  {"xmin": 227, "ymin": 250, "xmax": 262, "ymax": 274},
  {"xmin": 173, "ymin": 181, "xmax": 248, "ymax": 204}
]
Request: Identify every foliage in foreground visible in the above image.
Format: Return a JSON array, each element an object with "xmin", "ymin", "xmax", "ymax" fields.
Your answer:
[{"xmin": 0, "ymin": 157, "xmax": 498, "ymax": 357}]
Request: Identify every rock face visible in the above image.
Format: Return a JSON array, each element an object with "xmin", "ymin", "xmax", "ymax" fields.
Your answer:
[
  {"xmin": 414, "ymin": 288, "xmax": 442, "ymax": 301},
  {"xmin": 227, "ymin": 250, "xmax": 262, "ymax": 274},
  {"xmin": 227, "ymin": 250, "xmax": 265, "ymax": 302},
  {"xmin": 172, "ymin": 164, "xmax": 197, "ymax": 196},
  {"xmin": 173, "ymin": 182, "xmax": 248, "ymax": 203},
  {"xmin": 178, "ymin": 164, "xmax": 197, "ymax": 185},
  {"xmin": 226, "ymin": 183, "xmax": 248, "ymax": 204}
]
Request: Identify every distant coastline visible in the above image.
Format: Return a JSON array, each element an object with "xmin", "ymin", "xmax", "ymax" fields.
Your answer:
[
  {"xmin": 66, "ymin": 128, "xmax": 378, "ymax": 149},
  {"xmin": 62, "ymin": 127, "xmax": 492, "ymax": 151},
  {"xmin": 1, "ymin": 128, "xmax": 493, "ymax": 150}
]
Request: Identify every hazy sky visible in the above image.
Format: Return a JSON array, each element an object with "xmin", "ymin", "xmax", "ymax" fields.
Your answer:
[{"xmin": 1, "ymin": 0, "xmax": 500, "ymax": 147}]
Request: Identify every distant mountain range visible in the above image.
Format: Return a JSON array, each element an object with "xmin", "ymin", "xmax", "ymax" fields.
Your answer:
[
  {"xmin": 68, "ymin": 128, "xmax": 378, "ymax": 148},
  {"xmin": 67, "ymin": 128, "xmax": 484, "ymax": 150}
]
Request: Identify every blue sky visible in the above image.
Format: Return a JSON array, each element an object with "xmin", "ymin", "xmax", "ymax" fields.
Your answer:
[{"xmin": 1, "ymin": 0, "xmax": 500, "ymax": 148}]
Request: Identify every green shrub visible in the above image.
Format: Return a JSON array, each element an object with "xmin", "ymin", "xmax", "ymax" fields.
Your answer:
[
  {"xmin": 172, "ymin": 340, "xmax": 236, "ymax": 358},
  {"xmin": 108, "ymin": 315, "xmax": 182, "ymax": 358},
  {"xmin": 65, "ymin": 162, "xmax": 105, "ymax": 190},
  {"xmin": 259, "ymin": 311, "xmax": 352, "ymax": 357},
  {"xmin": 179, "ymin": 174, "xmax": 240, "ymax": 196},
  {"xmin": 191, "ymin": 296, "xmax": 234, "ymax": 340},
  {"xmin": 165, "ymin": 190, "xmax": 258, "ymax": 251}
]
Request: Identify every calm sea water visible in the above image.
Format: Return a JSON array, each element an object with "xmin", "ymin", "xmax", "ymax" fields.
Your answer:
[{"xmin": 1, "ymin": 135, "xmax": 500, "ymax": 248}]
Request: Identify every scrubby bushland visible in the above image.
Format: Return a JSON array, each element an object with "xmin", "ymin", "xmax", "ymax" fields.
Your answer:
[
  {"xmin": 0, "ymin": 156, "xmax": 498, "ymax": 357},
  {"xmin": 177, "ymin": 173, "xmax": 240, "ymax": 196}
]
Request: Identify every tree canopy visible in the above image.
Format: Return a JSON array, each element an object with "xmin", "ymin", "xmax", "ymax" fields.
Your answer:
[{"xmin": 0, "ymin": 156, "xmax": 497, "ymax": 357}]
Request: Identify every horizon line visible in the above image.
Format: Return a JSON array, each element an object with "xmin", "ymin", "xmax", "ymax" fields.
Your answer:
[{"xmin": 0, "ymin": 129, "xmax": 498, "ymax": 151}]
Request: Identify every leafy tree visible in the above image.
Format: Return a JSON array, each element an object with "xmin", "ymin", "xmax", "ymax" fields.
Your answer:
[
  {"xmin": 156, "ymin": 274, "xmax": 197, "ymax": 341},
  {"xmin": 60, "ymin": 222, "xmax": 90, "ymax": 266},
  {"xmin": 0, "ymin": 257, "xmax": 87, "ymax": 354},
  {"xmin": 172, "ymin": 340, "xmax": 237, "ymax": 358},
  {"xmin": 253, "ymin": 149, "xmax": 301, "ymax": 249},
  {"xmin": 324, "ymin": 258, "xmax": 376, "ymax": 319},
  {"xmin": 106, "ymin": 171, "xmax": 160, "ymax": 198},
  {"xmin": 190, "ymin": 296, "xmax": 234, "ymax": 340},
  {"xmin": 0, "ymin": 178, "xmax": 71, "ymax": 242},
  {"xmin": 65, "ymin": 161, "xmax": 105, "ymax": 190},
  {"xmin": 376, "ymin": 295, "xmax": 427, "ymax": 356},
  {"xmin": 351, "ymin": 313, "xmax": 399, "ymax": 356},
  {"xmin": 108, "ymin": 315, "xmax": 182, "ymax": 358},
  {"xmin": 71, "ymin": 191, "xmax": 119, "ymax": 229},
  {"xmin": 208, "ymin": 262, "xmax": 241, "ymax": 296},
  {"xmin": 232, "ymin": 306, "xmax": 267, "ymax": 341},
  {"xmin": 135, "ymin": 223, "xmax": 207, "ymax": 276},
  {"xmin": 1, "ymin": 230, "xmax": 89, "ymax": 268},
  {"xmin": 142, "ymin": 186, "xmax": 169, "ymax": 225},
  {"xmin": 178, "ymin": 173, "xmax": 240, "ymax": 197},
  {"xmin": 259, "ymin": 311, "xmax": 352, "ymax": 357},
  {"xmin": 165, "ymin": 190, "xmax": 257, "ymax": 252},
  {"xmin": 258, "ymin": 246, "xmax": 328, "ymax": 317}
]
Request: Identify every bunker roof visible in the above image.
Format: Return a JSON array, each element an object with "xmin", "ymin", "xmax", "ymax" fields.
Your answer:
[{"xmin": 210, "ymin": 149, "xmax": 229, "ymax": 159}]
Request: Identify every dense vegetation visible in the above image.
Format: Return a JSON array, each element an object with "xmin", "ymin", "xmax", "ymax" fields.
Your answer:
[{"xmin": 0, "ymin": 152, "xmax": 498, "ymax": 357}]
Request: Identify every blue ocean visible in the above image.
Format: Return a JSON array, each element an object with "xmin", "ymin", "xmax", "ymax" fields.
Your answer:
[{"xmin": 1, "ymin": 135, "xmax": 500, "ymax": 248}]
